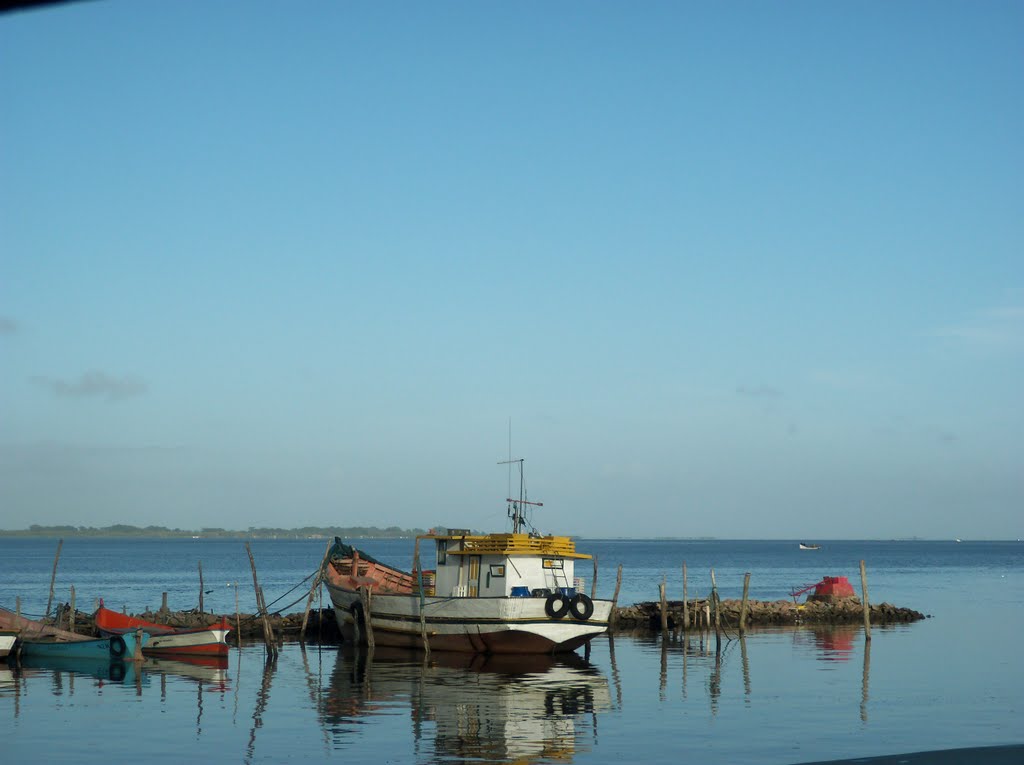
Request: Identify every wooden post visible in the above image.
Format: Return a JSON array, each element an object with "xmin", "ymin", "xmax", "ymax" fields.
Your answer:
[
  {"xmin": 609, "ymin": 564, "xmax": 623, "ymax": 631},
  {"xmin": 860, "ymin": 559, "xmax": 872, "ymax": 641},
  {"xmin": 198, "ymin": 560, "xmax": 204, "ymax": 614},
  {"xmin": 301, "ymin": 540, "xmax": 332, "ymax": 641},
  {"xmin": 234, "ymin": 582, "xmax": 241, "ymax": 648},
  {"xmin": 160, "ymin": 592, "xmax": 169, "ymax": 615},
  {"xmin": 133, "ymin": 627, "xmax": 144, "ymax": 663},
  {"xmin": 659, "ymin": 578, "xmax": 668, "ymax": 635},
  {"xmin": 710, "ymin": 568, "xmax": 721, "ymax": 653},
  {"xmin": 682, "ymin": 562, "xmax": 688, "ymax": 632},
  {"xmin": 268, "ymin": 586, "xmax": 279, "ymax": 647},
  {"xmin": 69, "ymin": 586, "xmax": 76, "ymax": 634},
  {"xmin": 739, "ymin": 572, "xmax": 751, "ymax": 635},
  {"xmin": 45, "ymin": 538, "xmax": 64, "ymax": 619},
  {"xmin": 591, "ymin": 556, "xmax": 598, "ymax": 599},
  {"xmin": 245, "ymin": 542, "xmax": 276, "ymax": 656},
  {"xmin": 360, "ymin": 586, "xmax": 375, "ymax": 649},
  {"xmin": 415, "ymin": 548, "xmax": 430, "ymax": 657},
  {"xmin": 16, "ymin": 596, "xmax": 21, "ymax": 621}
]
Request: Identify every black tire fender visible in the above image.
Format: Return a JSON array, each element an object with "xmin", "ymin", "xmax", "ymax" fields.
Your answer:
[
  {"xmin": 569, "ymin": 593, "xmax": 594, "ymax": 621},
  {"xmin": 544, "ymin": 593, "xmax": 570, "ymax": 620},
  {"xmin": 109, "ymin": 634, "xmax": 127, "ymax": 657},
  {"xmin": 109, "ymin": 662, "xmax": 126, "ymax": 682},
  {"xmin": 349, "ymin": 601, "xmax": 365, "ymax": 627}
]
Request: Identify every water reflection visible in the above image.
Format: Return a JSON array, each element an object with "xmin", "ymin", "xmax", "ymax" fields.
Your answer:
[
  {"xmin": 246, "ymin": 656, "xmax": 277, "ymax": 764},
  {"xmin": 793, "ymin": 626, "xmax": 859, "ymax": 662},
  {"xmin": 642, "ymin": 626, "xmax": 873, "ymax": 723},
  {"xmin": 321, "ymin": 647, "xmax": 612, "ymax": 763}
]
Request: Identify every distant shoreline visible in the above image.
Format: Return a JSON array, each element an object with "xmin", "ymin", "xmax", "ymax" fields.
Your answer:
[
  {"xmin": 0, "ymin": 525, "xmax": 427, "ymax": 539},
  {"xmin": 0, "ymin": 528, "xmax": 1014, "ymax": 542}
]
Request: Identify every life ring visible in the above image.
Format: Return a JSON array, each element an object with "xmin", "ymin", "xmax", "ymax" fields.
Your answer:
[
  {"xmin": 544, "ymin": 593, "xmax": 570, "ymax": 619},
  {"xmin": 109, "ymin": 635, "xmax": 127, "ymax": 657},
  {"xmin": 109, "ymin": 662, "xmax": 126, "ymax": 682},
  {"xmin": 569, "ymin": 593, "xmax": 594, "ymax": 621}
]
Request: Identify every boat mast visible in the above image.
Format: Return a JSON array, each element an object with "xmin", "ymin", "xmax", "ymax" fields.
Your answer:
[{"xmin": 498, "ymin": 457, "xmax": 542, "ymax": 534}]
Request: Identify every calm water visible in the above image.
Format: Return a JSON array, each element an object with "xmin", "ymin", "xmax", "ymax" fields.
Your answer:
[{"xmin": 2, "ymin": 537, "xmax": 1022, "ymax": 764}]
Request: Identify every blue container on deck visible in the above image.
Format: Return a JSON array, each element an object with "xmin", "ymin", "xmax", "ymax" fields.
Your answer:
[
  {"xmin": 510, "ymin": 586, "xmax": 530, "ymax": 597},
  {"xmin": 559, "ymin": 587, "xmax": 576, "ymax": 597}
]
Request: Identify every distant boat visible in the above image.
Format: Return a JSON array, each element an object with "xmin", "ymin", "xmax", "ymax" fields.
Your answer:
[
  {"xmin": 955, "ymin": 538, "xmax": 962, "ymax": 543},
  {"xmin": 799, "ymin": 543, "xmax": 821, "ymax": 550}
]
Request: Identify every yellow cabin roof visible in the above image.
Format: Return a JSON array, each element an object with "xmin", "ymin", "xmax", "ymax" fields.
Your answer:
[{"xmin": 422, "ymin": 532, "xmax": 592, "ymax": 559}]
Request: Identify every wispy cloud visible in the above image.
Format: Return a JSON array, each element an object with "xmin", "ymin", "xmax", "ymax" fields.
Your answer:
[
  {"xmin": 0, "ymin": 316, "xmax": 17, "ymax": 334},
  {"xmin": 934, "ymin": 300, "xmax": 1024, "ymax": 353},
  {"xmin": 32, "ymin": 371, "xmax": 148, "ymax": 401},
  {"xmin": 736, "ymin": 384, "xmax": 783, "ymax": 398}
]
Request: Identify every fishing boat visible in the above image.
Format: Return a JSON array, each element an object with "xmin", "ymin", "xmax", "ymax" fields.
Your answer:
[
  {"xmin": 94, "ymin": 604, "xmax": 231, "ymax": 656},
  {"xmin": 799, "ymin": 543, "xmax": 821, "ymax": 550},
  {"xmin": 323, "ymin": 461, "xmax": 614, "ymax": 654},
  {"xmin": 18, "ymin": 629, "xmax": 147, "ymax": 660},
  {"xmin": 0, "ymin": 629, "xmax": 17, "ymax": 659}
]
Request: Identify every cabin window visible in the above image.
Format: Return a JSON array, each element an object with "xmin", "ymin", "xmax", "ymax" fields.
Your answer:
[
  {"xmin": 542, "ymin": 558, "xmax": 564, "ymax": 570},
  {"xmin": 489, "ymin": 564, "xmax": 506, "ymax": 578},
  {"xmin": 436, "ymin": 540, "xmax": 448, "ymax": 566}
]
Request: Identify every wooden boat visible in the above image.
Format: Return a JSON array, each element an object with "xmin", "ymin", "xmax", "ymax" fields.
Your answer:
[
  {"xmin": 799, "ymin": 543, "xmax": 821, "ymax": 550},
  {"xmin": 18, "ymin": 629, "xmax": 147, "ymax": 660},
  {"xmin": 94, "ymin": 604, "xmax": 231, "ymax": 656},
  {"xmin": 0, "ymin": 629, "xmax": 18, "ymax": 659},
  {"xmin": 323, "ymin": 463, "xmax": 613, "ymax": 654},
  {"xmin": 0, "ymin": 605, "xmax": 91, "ymax": 642}
]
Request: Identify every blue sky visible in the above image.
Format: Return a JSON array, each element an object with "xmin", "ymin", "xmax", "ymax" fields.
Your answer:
[{"xmin": 1, "ymin": 1, "xmax": 1021, "ymax": 539}]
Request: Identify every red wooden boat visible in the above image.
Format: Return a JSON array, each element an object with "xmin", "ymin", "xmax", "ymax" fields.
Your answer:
[{"xmin": 95, "ymin": 605, "xmax": 231, "ymax": 656}]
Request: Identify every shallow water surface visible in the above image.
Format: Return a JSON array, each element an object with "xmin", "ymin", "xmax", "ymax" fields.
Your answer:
[{"xmin": 1, "ymin": 538, "xmax": 1021, "ymax": 763}]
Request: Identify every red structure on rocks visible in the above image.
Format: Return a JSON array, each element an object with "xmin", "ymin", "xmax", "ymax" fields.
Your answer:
[{"xmin": 808, "ymin": 576, "xmax": 856, "ymax": 602}]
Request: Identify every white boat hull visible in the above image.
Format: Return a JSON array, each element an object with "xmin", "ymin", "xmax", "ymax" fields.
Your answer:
[
  {"xmin": 145, "ymin": 628, "xmax": 231, "ymax": 655},
  {"xmin": 0, "ymin": 633, "xmax": 16, "ymax": 659},
  {"xmin": 325, "ymin": 581, "xmax": 611, "ymax": 654}
]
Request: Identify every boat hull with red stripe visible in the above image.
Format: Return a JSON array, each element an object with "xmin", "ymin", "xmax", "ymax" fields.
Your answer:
[{"xmin": 95, "ymin": 606, "xmax": 231, "ymax": 656}]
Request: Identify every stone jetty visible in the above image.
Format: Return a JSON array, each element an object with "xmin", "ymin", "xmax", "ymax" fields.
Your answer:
[
  {"xmin": 613, "ymin": 597, "xmax": 926, "ymax": 632},
  {"xmin": 52, "ymin": 596, "xmax": 925, "ymax": 644}
]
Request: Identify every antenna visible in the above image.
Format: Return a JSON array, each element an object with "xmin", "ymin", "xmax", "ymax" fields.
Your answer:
[{"xmin": 497, "ymin": 457, "xmax": 542, "ymax": 534}]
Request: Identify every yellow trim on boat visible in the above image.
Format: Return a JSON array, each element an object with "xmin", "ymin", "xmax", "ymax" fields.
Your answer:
[{"xmin": 423, "ymin": 533, "xmax": 592, "ymax": 559}]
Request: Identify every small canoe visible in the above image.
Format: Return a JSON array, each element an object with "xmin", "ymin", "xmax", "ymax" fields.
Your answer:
[
  {"xmin": 95, "ymin": 605, "xmax": 231, "ymax": 656},
  {"xmin": 19, "ymin": 629, "xmax": 147, "ymax": 660}
]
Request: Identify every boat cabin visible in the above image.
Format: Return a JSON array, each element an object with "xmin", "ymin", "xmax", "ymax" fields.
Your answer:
[{"xmin": 421, "ymin": 531, "xmax": 591, "ymax": 598}]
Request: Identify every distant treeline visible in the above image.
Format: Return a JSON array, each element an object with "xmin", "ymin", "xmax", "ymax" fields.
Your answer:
[{"xmin": 0, "ymin": 524, "xmax": 429, "ymax": 539}]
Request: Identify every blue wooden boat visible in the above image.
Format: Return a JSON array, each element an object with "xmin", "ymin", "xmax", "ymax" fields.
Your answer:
[{"xmin": 18, "ymin": 629, "xmax": 147, "ymax": 660}]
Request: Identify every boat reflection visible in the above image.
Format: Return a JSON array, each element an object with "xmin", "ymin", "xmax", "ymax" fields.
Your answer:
[
  {"xmin": 16, "ymin": 654, "xmax": 144, "ymax": 685},
  {"xmin": 793, "ymin": 625, "xmax": 859, "ymax": 662},
  {"xmin": 322, "ymin": 647, "xmax": 613, "ymax": 763},
  {"xmin": 144, "ymin": 654, "xmax": 230, "ymax": 690},
  {"xmin": 7, "ymin": 652, "xmax": 230, "ymax": 692}
]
